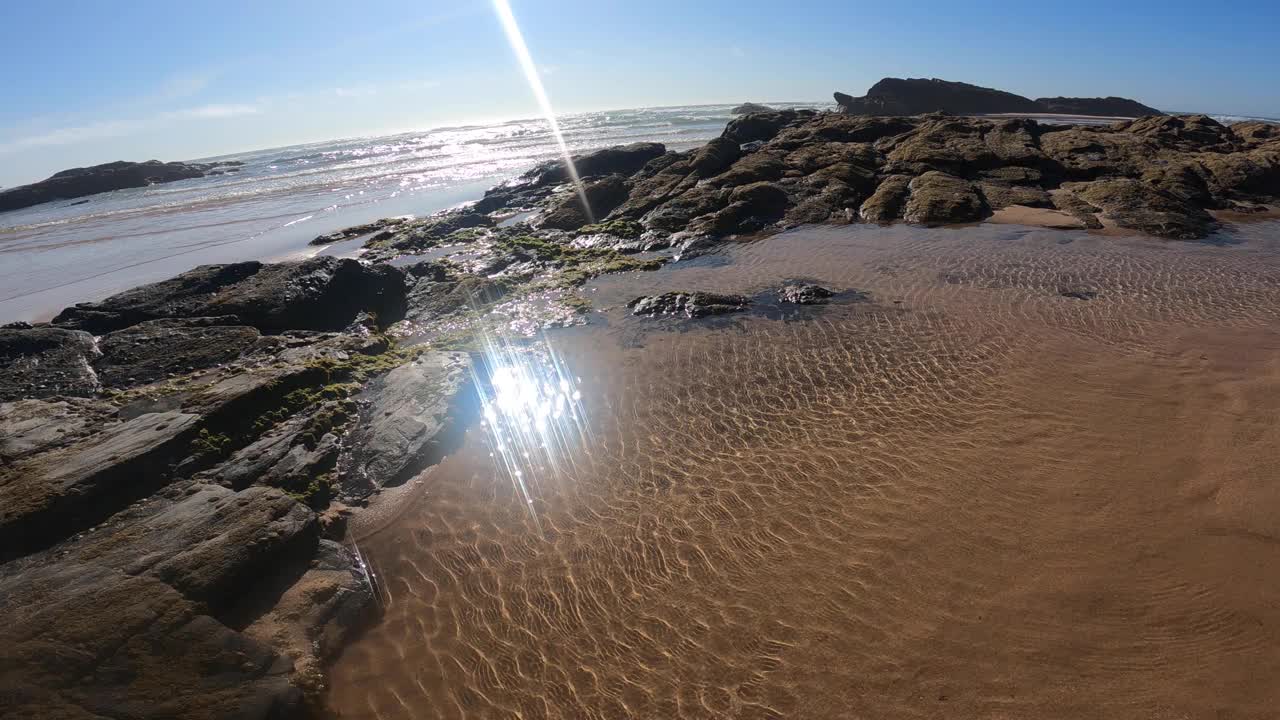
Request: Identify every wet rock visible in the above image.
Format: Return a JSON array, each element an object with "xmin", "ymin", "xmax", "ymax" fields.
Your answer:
[
  {"xmin": 690, "ymin": 136, "xmax": 743, "ymax": 178},
  {"xmin": 244, "ymin": 540, "xmax": 376, "ymax": 697},
  {"xmin": 710, "ymin": 150, "xmax": 788, "ymax": 187},
  {"xmin": 722, "ymin": 109, "xmax": 814, "ymax": 144},
  {"xmin": 522, "ymin": 142, "xmax": 666, "ymax": 188},
  {"xmin": 0, "ymin": 410, "xmax": 201, "ymax": 561},
  {"xmin": 1039, "ymin": 126, "xmax": 1157, "ymax": 179},
  {"xmin": 628, "ymin": 291, "xmax": 750, "ymax": 318},
  {"xmin": 1, "ymin": 320, "xmax": 33, "ymax": 329},
  {"xmin": 0, "ymin": 563, "xmax": 301, "ymax": 720},
  {"xmin": 1050, "ymin": 189, "xmax": 1105, "ymax": 229},
  {"xmin": 642, "ymin": 185, "xmax": 732, "ymax": 232},
  {"xmin": 1063, "ymin": 179, "xmax": 1216, "ymax": 239},
  {"xmin": 339, "ymin": 353, "xmax": 473, "ymax": 495},
  {"xmin": 0, "ymin": 159, "xmax": 243, "ymax": 213},
  {"xmin": 731, "ymin": 102, "xmax": 775, "ymax": 115},
  {"xmin": 402, "ymin": 276, "xmax": 509, "ymax": 326},
  {"xmin": 95, "ymin": 317, "xmax": 260, "ymax": 387},
  {"xmin": 729, "ymin": 181, "xmax": 790, "ymax": 216},
  {"xmin": 779, "ymin": 283, "xmax": 835, "ymax": 304},
  {"xmin": 1060, "ymin": 288, "xmax": 1099, "ymax": 300},
  {"xmin": 52, "ymin": 257, "xmax": 407, "ymax": 335},
  {"xmin": 310, "ymin": 217, "xmax": 410, "ymax": 246},
  {"xmin": 0, "ymin": 326, "xmax": 100, "ymax": 401},
  {"xmin": 859, "ymin": 175, "xmax": 913, "ymax": 222},
  {"xmin": 883, "ymin": 117, "xmax": 1046, "ymax": 175},
  {"xmin": 539, "ymin": 175, "xmax": 631, "ymax": 230},
  {"xmin": 903, "ymin": 171, "xmax": 990, "ymax": 224}
]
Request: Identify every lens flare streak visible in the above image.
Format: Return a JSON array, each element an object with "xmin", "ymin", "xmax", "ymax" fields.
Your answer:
[{"xmin": 491, "ymin": 0, "xmax": 594, "ymax": 222}]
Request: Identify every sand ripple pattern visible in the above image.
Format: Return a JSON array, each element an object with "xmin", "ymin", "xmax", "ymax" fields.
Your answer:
[{"xmin": 328, "ymin": 221, "xmax": 1280, "ymax": 719}]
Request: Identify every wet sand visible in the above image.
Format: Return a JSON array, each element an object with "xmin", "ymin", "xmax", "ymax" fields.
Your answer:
[{"xmin": 328, "ymin": 222, "xmax": 1280, "ymax": 719}]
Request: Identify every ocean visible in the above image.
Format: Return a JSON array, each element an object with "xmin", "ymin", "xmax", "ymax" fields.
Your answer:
[
  {"xmin": 0, "ymin": 103, "xmax": 1272, "ymax": 325},
  {"xmin": 0, "ymin": 103, "xmax": 829, "ymax": 325}
]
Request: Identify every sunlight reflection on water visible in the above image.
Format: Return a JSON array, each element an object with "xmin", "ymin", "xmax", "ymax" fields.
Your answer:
[{"xmin": 474, "ymin": 335, "xmax": 591, "ymax": 521}]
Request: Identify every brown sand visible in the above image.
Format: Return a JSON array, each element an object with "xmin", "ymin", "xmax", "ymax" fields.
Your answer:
[
  {"xmin": 328, "ymin": 222, "xmax": 1280, "ymax": 719},
  {"xmin": 988, "ymin": 204, "xmax": 1087, "ymax": 229}
]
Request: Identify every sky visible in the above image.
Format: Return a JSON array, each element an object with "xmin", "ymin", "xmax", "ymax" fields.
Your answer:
[{"xmin": 1, "ymin": 0, "xmax": 1277, "ymax": 187}]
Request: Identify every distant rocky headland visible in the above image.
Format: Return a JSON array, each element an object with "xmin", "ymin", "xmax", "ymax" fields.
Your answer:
[
  {"xmin": 0, "ymin": 159, "xmax": 242, "ymax": 212},
  {"xmin": 2, "ymin": 95, "xmax": 1279, "ymax": 718},
  {"xmin": 834, "ymin": 77, "xmax": 1164, "ymax": 117}
]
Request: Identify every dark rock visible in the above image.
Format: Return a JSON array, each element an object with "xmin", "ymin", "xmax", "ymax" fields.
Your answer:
[
  {"xmin": 525, "ymin": 142, "xmax": 666, "ymax": 187},
  {"xmin": 0, "ymin": 326, "xmax": 101, "ymax": 401},
  {"xmin": 628, "ymin": 291, "xmax": 750, "ymax": 318},
  {"xmin": 1, "ymin": 320, "xmax": 33, "ymax": 329},
  {"xmin": 95, "ymin": 318, "xmax": 260, "ymax": 387},
  {"xmin": 729, "ymin": 181, "xmax": 790, "ymax": 216},
  {"xmin": 981, "ymin": 183, "xmax": 1053, "ymax": 209},
  {"xmin": 310, "ymin": 217, "xmax": 409, "ymax": 246},
  {"xmin": 722, "ymin": 109, "xmax": 815, "ymax": 144},
  {"xmin": 903, "ymin": 171, "xmax": 990, "ymax": 224},
  {"xmin": 0, "ymin": 410, "xmax": 201, "ymax": 560},
  {"xmin": 641, "ymin": 186, "xmax": 732, "ymax": 232},
  {"xmin": 836, "ymin": 77, "xmax": 1042, "ymax": 116},
  {"xmin": 859, "ymin": 175, "xmax": 913, "ymax": 222},
  {"xmin": 1050, "ymin": 190, "xmax": 1105, "ymax": 229},
  {"xmin": 0, "ymin": 160, "xmax": 243, "ymax": 213},
  {"xmin": 690, "ymin": 136, "xmax": 743, "ymax": 177},
  {"xmin": 339, "ymin": 353, "xmax": 473, "ymax": 495},
  {"xmin": 710, "ymin": 151, "xmax": 788, "ymax": 187},
  {"xmin": 1063, "ymin": 179, "xmax": 1216, "ymax": 239},
  {"xmin": 1035, "ymin": 97, "xmax": 1164, "ymax": 117},
  {"xmin": 779, "ymin": 283, "xmax": 835, "ymax": 304},
  {"xmin": 52, "ymin": 257, "xmax": 406, "ymax": 335},
  {"xmin": 402, "ymin": 276, "xmax": 509, "ymax": 326},
  {"xmin": 1121, "ymin": 114, "xmax": 1237, "ymax": 152},
  {"xmin": 731, "ymin": 103, "xmax": 775, "ymax": 115},
  {"xmin": 1039, "ymin": 126, "xmax": 1157, "ymax": 179},
  {"xmin": 539, "ymin": 175, "xmax": 631, "ymax": 230},
  {"xmin": 1232, "ymin": 121, "xmax": 1280, "ymax": 149}
]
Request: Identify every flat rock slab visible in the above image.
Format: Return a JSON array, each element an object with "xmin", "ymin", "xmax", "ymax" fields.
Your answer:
[
  {"xmin": 95, "ymin": 318, "xmax": 260, "ymax": 387},
  {"xmin": 0, "ymin": 327, "xmax": 100, "ymax": 401},
  {"xmin": 52, "ymin": 257, "xmax": 406, "ymax": 335},
  {"xmin": 0, "ymin": 410, "xmax": 200, "ymax": 560},
  {"xmin": 339, "ymin": 352, "xmax": 473, "ymax": 495},
  {"xmin": 0, "ymin": 562, "xmax": 301, "ymax": 720},
  {"xmin": 0, "ymin": 397, "xmax": 115, "ymax": 464}
]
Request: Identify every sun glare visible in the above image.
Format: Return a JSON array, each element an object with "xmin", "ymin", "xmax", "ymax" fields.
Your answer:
[{"xmin": 492, "ymin": 0, "xmax": 594, "ymax": 223}]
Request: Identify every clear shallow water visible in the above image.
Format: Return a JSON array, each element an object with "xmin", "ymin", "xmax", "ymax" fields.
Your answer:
[
  {"xmin": 329, "ymin": 220, "xmax": 1280, "ymax": 719},
  {"xmin": 0, "ymin": 103, "xmax": 828, "ymax": 324}
]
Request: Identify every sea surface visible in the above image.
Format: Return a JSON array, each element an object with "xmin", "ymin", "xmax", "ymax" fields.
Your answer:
[{"xmin": 0, "ymin": 103, "xmax": 827, "ymax": 325}]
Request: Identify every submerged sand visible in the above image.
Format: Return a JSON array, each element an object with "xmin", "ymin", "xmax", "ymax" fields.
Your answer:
[{"xmin": 327, "ymin": 221, "xmax": 1280, "ymax": 719}]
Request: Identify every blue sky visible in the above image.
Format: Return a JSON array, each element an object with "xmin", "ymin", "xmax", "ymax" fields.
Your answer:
[{"xmin": 1, "ymin": 0, "xmax": 1277, "ymax": 187}]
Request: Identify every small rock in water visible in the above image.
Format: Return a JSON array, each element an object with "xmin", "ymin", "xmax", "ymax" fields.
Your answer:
[
  {"xmin": 628, "ymin": 291, "xmax": 750, "ymax": 318},
  {"xmin": 1060, "ymin": 288, "xmax": 1099, "ymax": 300},
  {"xmin": 779, "ymin": 283, "xmax": 835, "ymax": 305}
]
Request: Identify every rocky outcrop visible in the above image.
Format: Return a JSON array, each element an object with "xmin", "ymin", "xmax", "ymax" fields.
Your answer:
[
  {"xmin": 339, "ymin": 352, "xmax": 473, "ymax": 495},
  {"xmin": 628, "ymin": 292, "xmax": 750, "ymax": 318},
  {"xmin": 1036, "ymin": 96, "xmax": 1164, "ymax": 117},
  {"xmin": 52, "ymin": 257, "xmax": 406, "ymax": 335},
  {"xmin": 902, "ymin": 171, "xmax": 991, "ymax": 224},
  {"xmin": 0, "ymin": 160, "xmax": 243, "ymax": 213},
  {"xmin": 94, "ymin": 317, "xmax": 260, "ymax": 387},
  {"xmin": 0, "ymin": 326, "xmax": 101, "ymax": 401},
  {"xmin": 732, "ymin": 102, "xmax": 775, "ymax": 115},
  {"xmin": 779, "ymin": 283, "xmax": 835, "ymax": 305},
  {"xmin": 836, "ymin": 78, "xmax": 1042, "ymax": 116},
  {"xmin": 835, "ymin": 77, "xmax": 1162, "ymax": 118}
]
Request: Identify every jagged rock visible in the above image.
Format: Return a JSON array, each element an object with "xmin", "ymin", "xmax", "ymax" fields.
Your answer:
[
  {"xmin": 52, "ymin": 257, "xmax": 406, "ymax": 335},
  {"xmin": 903, "ymin": 171, "xmax": 990, "ymax": 224},
  {"xmin": 1039, "ymin": 126, "xmax": 1158, "ymax": 179},
  {"xmin": 0, "ymin": 327, "xmax": 100, "ymax": 401},
  {"xmin": 95, "ymin": 317, "xmax": 260, "ymax": 387},
  {"xmin": 710, "ymin": 150, "xmax": 788, "ymax": 187},
  {"xmin": 0, "ymin": 160, "xmax": 243, "ymax": 213},
  {"xmin": 729, "ymin": 181, "xmax": 790, "ymax": 216},
  {"xmin": 628, "ymin": 292, "xmax": 750, "ymax": 318},
  {"xmin": 1050, "ymin": 190, "xmax": 1105, "ymax": 229},
  {"xmin": 690, "ymin": 136, "xmax": 743, "ymax": 177},
  {"xmin": 779, "ymin": 283, "xmax": 835, "ymax": 304},
  {"xmin": 1232, "ymin": 122, "xmax": 1280, "ymax": 149},
  {"xmin": 1197, "ymin": 150, "xmax": 1280, "ymax": 199},
  {"xmin": 1121, "ymin": 114, "xmax": 1238, "ymax": 152},
  {"xmin": 1036, "ymin": 96, "xmax": 1163, "ymax": 117},
  {"xmin": 310, "ymin": 217, "xmax": 410, "ymax": 246},
  {"xmin": 722, "ymin": 109, "xmax": 815, "ymax": 144},
  {"xmin": 731, "ymin": 103, "xmax": 775, "ymax": 115},
  {"xmin": 196, "ymin": 401, "xmax": 352, "ymax": 502},
  {"xmin": 0, "ymin": 397, "xmax": 115, "ymax": 464},
  {"xmin": 642, "ymin": 186, "xmax": 732, "ymax": 232},
  {"xmin": 1063, "ymin": 179, "xmax": 1215, "ymax": 239},
  {"xmin": 339, "ymin": 353, "xmax": 473, "ymax": 495},
  {"xmin": 524, "ymin": 142, "xmax": 666, "ymax": 188},
  {"xmin": 0, "ymin": 411, "xmax": 201, "ymax": 561},
  {"xmin": 859, "ymin": 175, "xmax": 913, "ymax": 222},
  {"xmin": 981, "ymin": 183, "xmax": 1053, "ymax": 209},
  {"xmin": 402, "ymin": 276, "xmax": 509, "ymax": 326},
  {"xmin": 539, "ymin": 175, "xmax": 630, "ymax": 230}
]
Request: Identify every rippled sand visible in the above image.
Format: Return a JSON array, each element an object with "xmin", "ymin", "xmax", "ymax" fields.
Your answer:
[{"xmin": 328, "ymin": 222, "xmax": 1280, "ymax": 719}]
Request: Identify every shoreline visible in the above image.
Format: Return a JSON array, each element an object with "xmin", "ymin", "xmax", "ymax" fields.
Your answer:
[{"xmin": 3, "ymin": 106, "xmax": 1279, "ymax": 718}]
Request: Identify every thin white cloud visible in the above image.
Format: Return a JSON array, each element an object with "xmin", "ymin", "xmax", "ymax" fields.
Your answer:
[
  {"xmin": 0, "ymin": 104, "xmax": 260, "ymax": 154},
  {"xmin": 157, "ymin": 69, "xmax": 219, "ymax": 101}
]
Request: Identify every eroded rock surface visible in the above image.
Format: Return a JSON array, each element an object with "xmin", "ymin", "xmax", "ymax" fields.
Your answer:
[
  {"xmin": 629, "ymin": 292, "xmax": 750, "ymax": 318},
  {"xmin": 0, "ymin": 326, "xmax": 100, "ymax": 401}
]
